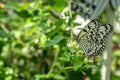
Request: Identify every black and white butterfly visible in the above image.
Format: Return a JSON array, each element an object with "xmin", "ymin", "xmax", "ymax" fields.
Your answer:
[{"xmin": 76, "ymin": 19, "xmax": 113, "ymax": 56}]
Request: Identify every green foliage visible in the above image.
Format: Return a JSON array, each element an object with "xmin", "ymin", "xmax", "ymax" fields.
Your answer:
[
  {"xmin": 0, "ymin": 0, "xmax": 120, "ymax": 80},
  {"xmin": 113, "ymin": 34, "xmax": 120, "ymax": 44},
  {"xmin": 0, "ymin": 0, "xmax": 68, "ymax": 79}
]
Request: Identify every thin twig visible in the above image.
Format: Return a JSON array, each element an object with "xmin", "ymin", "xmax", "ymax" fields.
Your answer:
[
  {"xmin": 46, "ymin": 47, "xmax": 59, "ymax": 78},
  {"xmin": 67, "ymin": 0, "xmax": 74, "ymax": 41}
]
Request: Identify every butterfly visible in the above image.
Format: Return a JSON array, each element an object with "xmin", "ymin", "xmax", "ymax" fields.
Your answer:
[{"xmin": 76, "ymin": 19, "xmax": 113, "ymax": 56}]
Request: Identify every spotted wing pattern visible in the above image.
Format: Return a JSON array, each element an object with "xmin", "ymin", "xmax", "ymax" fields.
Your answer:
[{"xmin": 76, "ymin": 19, "xmax": 113, "ymax": 56}]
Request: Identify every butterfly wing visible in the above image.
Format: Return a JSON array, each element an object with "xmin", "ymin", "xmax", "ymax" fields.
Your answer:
[
  {"xmin": 97, "ymin": 24, "xmax": 113, "ymax": 40},
  {"xmin": 76, "ymin": 19, "xmax": 99, "ymax": 43},
  {"xmin": 76, "ymin": 19, "xmax": 100, "ymax": 56},
  {"xmin": 92, "ymin": 24, "xmax": 113, "ymax": 56},
  {"xmin": 76, "ymin": 19, "xmax": 113, "ymax": 56}
]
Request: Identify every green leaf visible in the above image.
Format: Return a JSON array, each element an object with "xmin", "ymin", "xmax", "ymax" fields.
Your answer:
[
  {"xmin": 113, "ymin": 50, "xmax": 120, "ymax": 56},
  {"xmin": 40, "ymin": 34, "xmax": 47, "ymax": 47},
  {"xmin": 113, "ymin": 34, "xmax": 120, "ymax": 44},
  {"xmin": 58, "ymin": 53, "xmax": 71, "ymax": 62},
  {"xmin": 0, "ymin": 30, "xmax": 12, "ymax": 38},
  {"xmin": 45, "ymin": 35, "xmax": 64, "ymax": 47},
  {"xmin": 72, "ymin": 57, "xmax": 84, "ymax": 71}
]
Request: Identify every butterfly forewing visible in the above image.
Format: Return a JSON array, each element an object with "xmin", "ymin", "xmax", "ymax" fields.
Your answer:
[{"xmin": 76, "ymin": 19, "xmax": 113, "ymax": 56}]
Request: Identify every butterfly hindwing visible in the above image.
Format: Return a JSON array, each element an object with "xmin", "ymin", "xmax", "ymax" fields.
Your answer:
[{"xmin": 98, "ymin": 24, "xmax": 113, "ymax": 39}]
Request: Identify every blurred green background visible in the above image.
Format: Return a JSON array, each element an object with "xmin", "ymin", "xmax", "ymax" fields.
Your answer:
[{"xmin": 0, "ymin": 0, "xmax": 120, "ymax": 80}]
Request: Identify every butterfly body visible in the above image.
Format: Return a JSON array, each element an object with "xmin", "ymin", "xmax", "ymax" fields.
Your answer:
[{"xmin": 76, "ymin": 19, "xmax": 113, "ymax": 56}]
